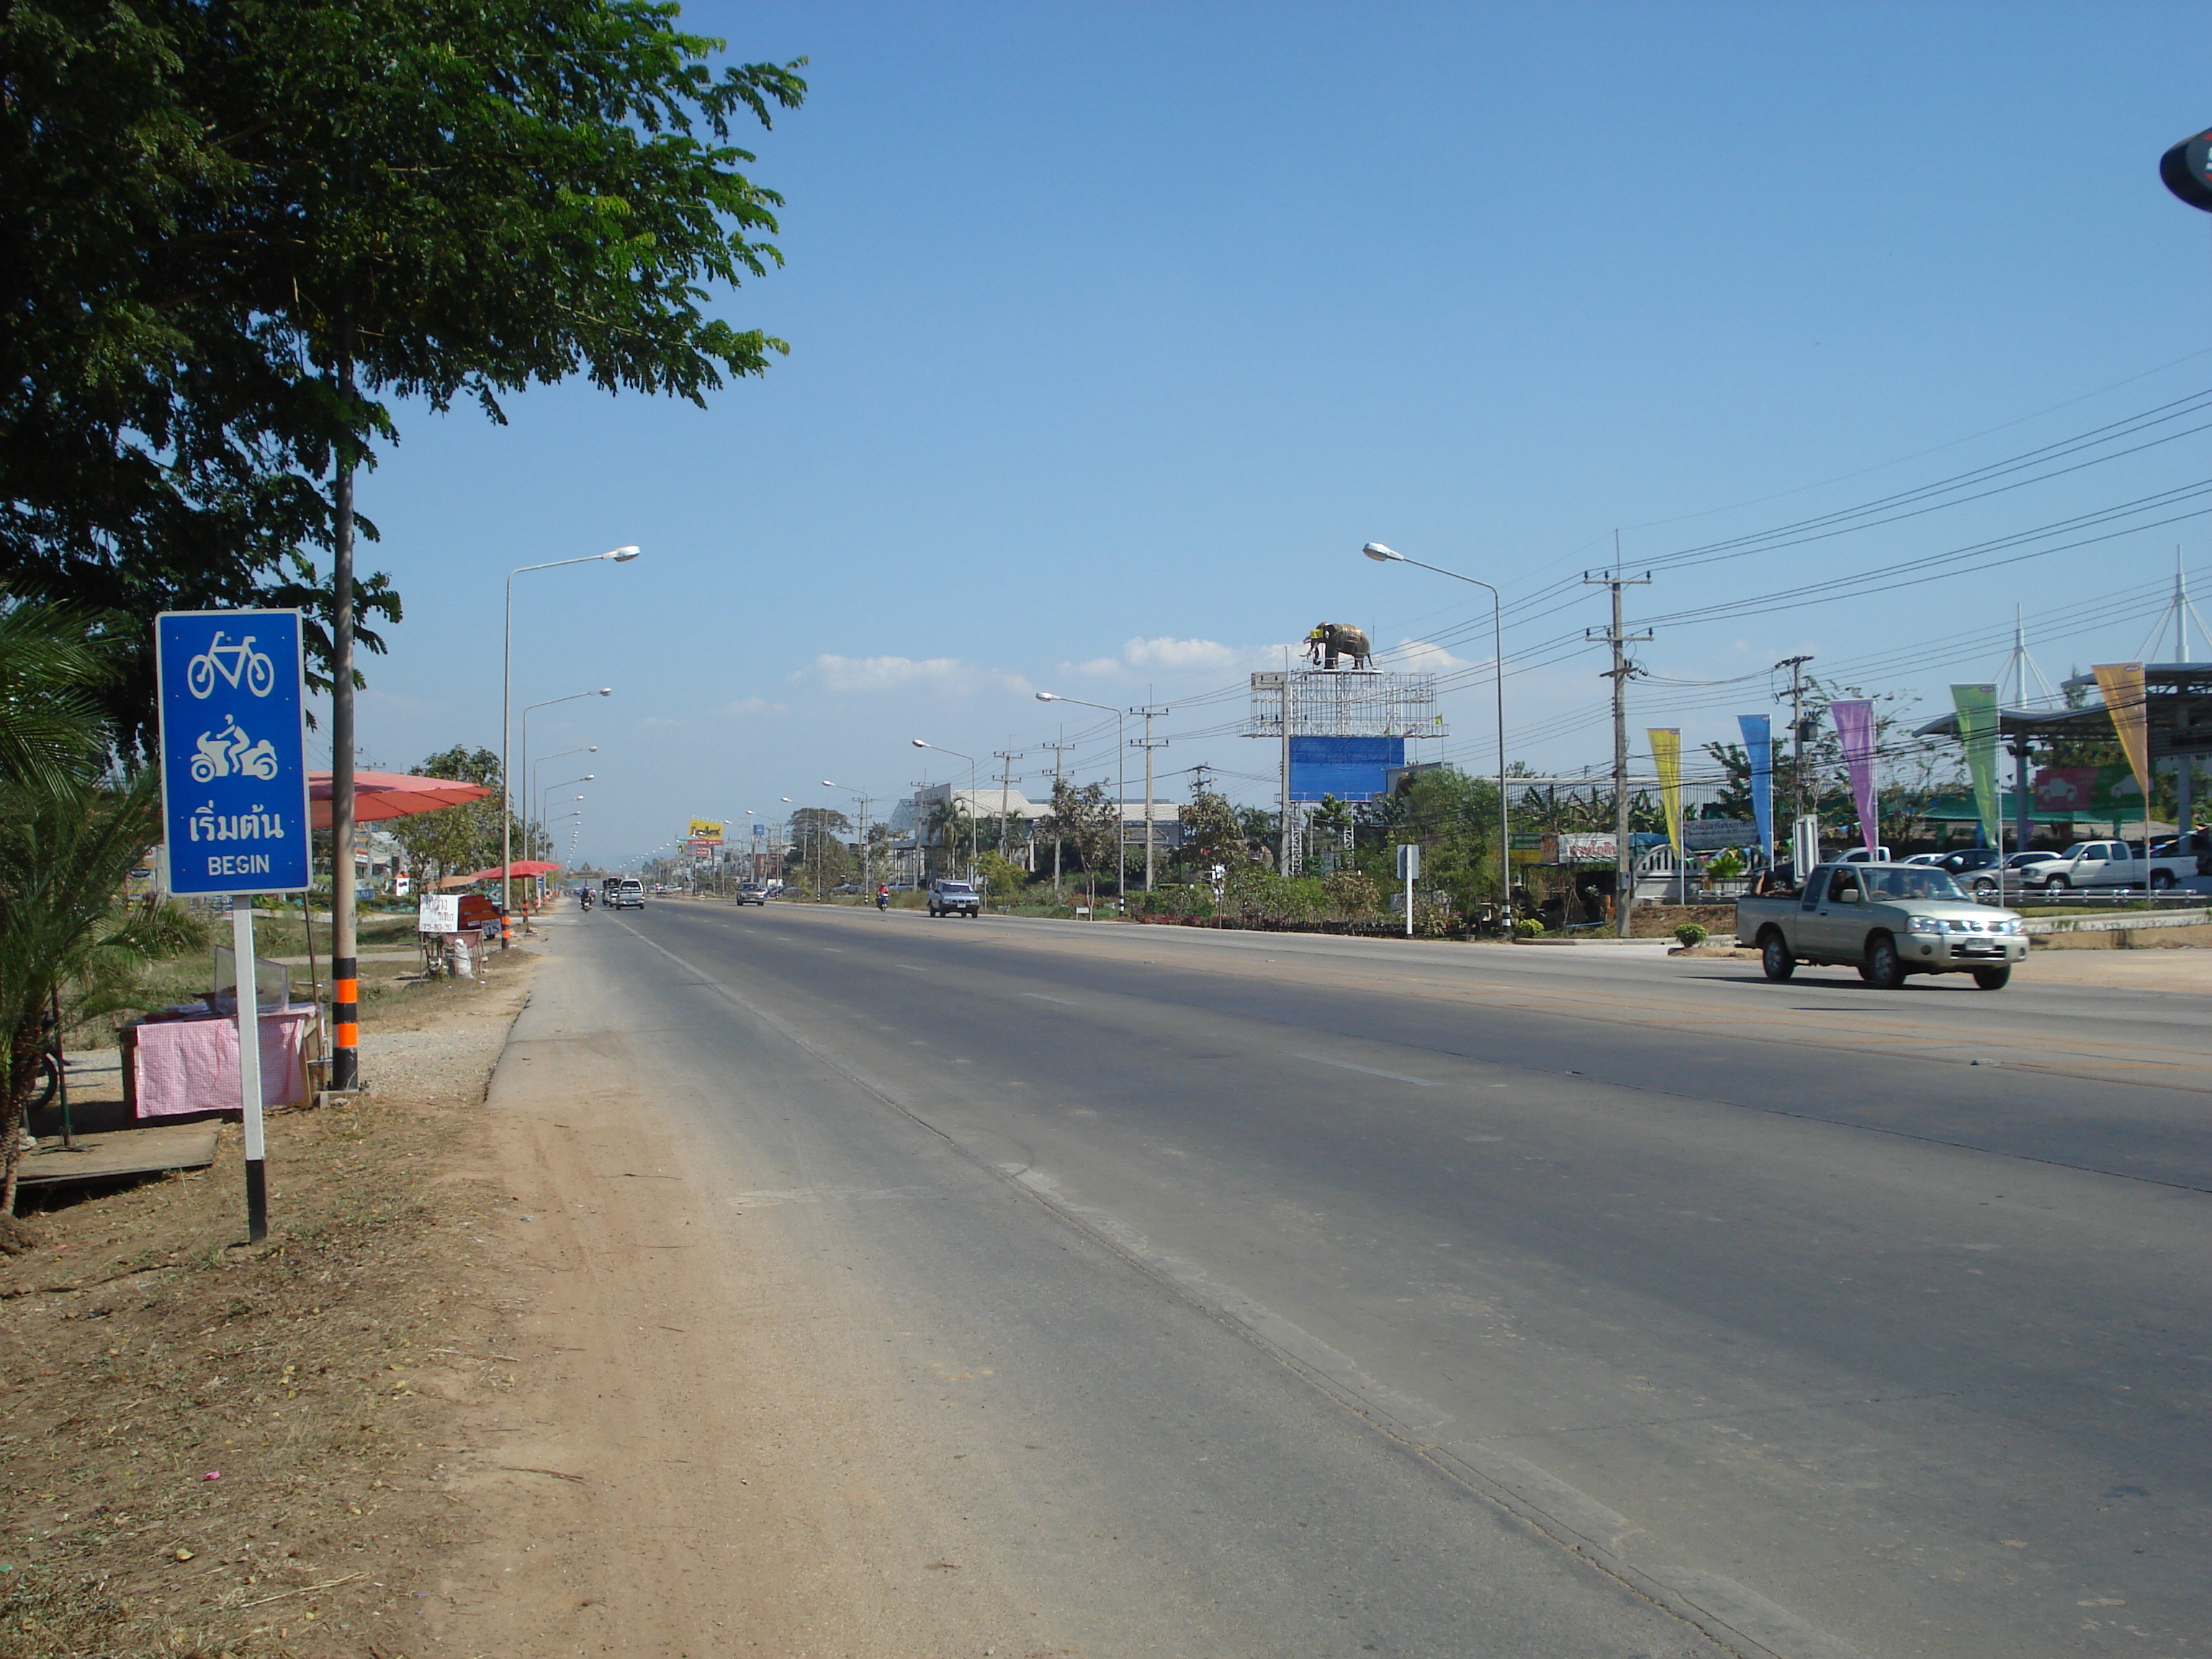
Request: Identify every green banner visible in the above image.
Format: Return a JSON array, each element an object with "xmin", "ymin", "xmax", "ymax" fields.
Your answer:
[{"xmin": 1951, "ymin": 684, "xmax": 2000, "ymax": 848}]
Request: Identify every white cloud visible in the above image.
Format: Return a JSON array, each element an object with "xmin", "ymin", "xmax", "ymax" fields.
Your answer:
[
  {"xmin": 801, "ymin": 654, "xmax": 1030, "ymax": 698},
  {"xmin": 1393, "ymin": 638, "xmax": 1477, "ymax": 673},
  {"xmin": 1121, "ymin": 635, "xmax": 1242, "ymax": 673}
]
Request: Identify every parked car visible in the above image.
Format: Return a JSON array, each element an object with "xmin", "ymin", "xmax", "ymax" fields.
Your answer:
[
  {"xmin": 2040, "ymin": 839, "xmax": 2198, "ymax": 892},
  {"xmin": 1835, "ymin": 845, "xmax": 1896, "ymax": 864},
  {"xmin": 735, "ymin": 882, "xmax": 769, "ymax": 906},
  {"xmin": 927, "ymin": 878, "xmax": 982, "ymax": 918},
  {"xmin": 1939, "ymin": 848, "xmax": 2067, "ymax": 899},
  {"xmin": 1735, "ymin": 862, "xmax": 2026, "ymax": 989},
  {"xmin": 831, "ymin": 883, "xmax": 864, "ymax": 896}
]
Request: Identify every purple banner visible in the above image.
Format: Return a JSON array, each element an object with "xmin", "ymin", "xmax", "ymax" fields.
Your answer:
[{"xmin": 1830, "ymin": 698, "xmax": 1877, "ymax": 857}]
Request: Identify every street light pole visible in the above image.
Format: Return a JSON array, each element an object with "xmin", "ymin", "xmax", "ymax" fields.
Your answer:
[
  {"xmin": 503, "ymin": 546, "xmax": 635, "ymax": 928},
  {"xmin": 1362, "ymin": 544, "xmax": 1514, "ymax": 929},
  {"xmin": 518, "ymin": 689, "xmax": 609, "ymax": 902},
  {"xmin": 912, "ymin": 742, "xmax": 978, "ymax": 873},
  {"xmin": 1035, "ymin": 692, "xmax": 1125, "ymax": 909}
]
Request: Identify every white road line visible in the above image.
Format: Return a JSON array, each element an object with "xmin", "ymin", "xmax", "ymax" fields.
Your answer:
[
  {"xmin": 898, "ymin": 964, "xmax": 926, "ymax": 972},
  {"xmin": 1295, "ymin": 1053, "xmax": 1437, "ymax": 1087},
  {"xmin": 1021, "ymin": 993, "xmax": 1074, "ymax": 1005}
]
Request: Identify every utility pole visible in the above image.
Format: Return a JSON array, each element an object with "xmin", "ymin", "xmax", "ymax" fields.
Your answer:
[
  {"xmin": 993, "ymin": 749, "xmax": 1023, "ymax": 868},
  {"xmin": 1131, "ymin": 698, "xmax": 1169, "ymax": 891},
  {"xmin": 1038, "ymin": 733, "xmax": 1074, "ymax": 893},
  {"xmin": 1775, "ymin": 654, "xmax": 1814, "ymax": 868},
  {"xmin": 1585, "ymin": 555, "xmax": 1652, "ymax": 938}
]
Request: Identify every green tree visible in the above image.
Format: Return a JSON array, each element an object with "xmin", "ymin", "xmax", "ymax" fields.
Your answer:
[
  {"xmin": 3, "ymin": 1, "xmax": 803, "ymax": 739},
  {"xmin": 1177, "ymin": 788, "xmax": 1245, "ymax": 875}
]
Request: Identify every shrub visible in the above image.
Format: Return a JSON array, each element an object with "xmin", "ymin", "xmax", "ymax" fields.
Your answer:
[
  {"xmin": 1707, "ymin": 850, "xmax": 1746, "ymax": 880},
  {"xmin": 1514, "ymin": 917, "xmax": 1545, "ymax": 938},
  {"xmin": 1321, "ymin": 867, "xmax": 1381, "ymax": 917},
  {"xmin": 1675, "ymin": 922, "xmax": 1709, "ymax": 947}
]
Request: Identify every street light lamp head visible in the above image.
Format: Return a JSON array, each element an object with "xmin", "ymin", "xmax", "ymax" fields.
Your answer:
[
  {"xmin": 597, "ymin": 687, "xmax": 612, "ymax": 696},
  {"xmin": 606, "ymin": 546, "xmax": 641, "ymax": 562},
  {"xmin": 1362, "ymin": 542, "xmax": 1405, "ymax": 563},
  {"xmin": 1035, "ymin": 691, "xmax": 1058, "ymax": 703},
  {"xmin": 912, "ymin": 738, "xmax": 931, "ymax": 749}
]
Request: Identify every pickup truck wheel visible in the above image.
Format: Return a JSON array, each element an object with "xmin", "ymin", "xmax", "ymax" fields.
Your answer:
[
  {"xmin": 1758, "ymin": 930, "xmax": 1796, "ymax": 981},
  {"xmin": 2152, "ymin": 870, "xmax": 2175, "ymax": 891},
  {"xmin": 1864, "ymin": 933, "xmax": 1906, "ymax": 989},
  {"xmin": 2045, "ymin": 873, "xmax": 2070, "ymax": 890},
  {"xmin": 1972, "ymin": 965, "xmax": 2012, "ymax": 990}
]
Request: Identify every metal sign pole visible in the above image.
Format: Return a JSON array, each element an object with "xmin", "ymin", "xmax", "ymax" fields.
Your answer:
[{"xmin": 232, "ymin": 901, "xmax": 267, "ymax": 1241}]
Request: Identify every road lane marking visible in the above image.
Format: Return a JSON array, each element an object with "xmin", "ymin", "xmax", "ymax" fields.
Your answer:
[
  {"xmin": 1021, "ymin": 993, "xmax": 1074, "ymax": 1005},
  {"xmin": 1297, "ymin": 1053, "xmax": 1437, "ymax": 1087},
  {"xmin": 898, "ymin": 964, "xmax": 925, "ymax": 971}
]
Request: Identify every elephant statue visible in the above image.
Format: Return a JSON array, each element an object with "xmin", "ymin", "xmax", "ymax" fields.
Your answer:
[{"xmin": 1304, "ymin": 623, "xmax": 1374, "ymax": 670}]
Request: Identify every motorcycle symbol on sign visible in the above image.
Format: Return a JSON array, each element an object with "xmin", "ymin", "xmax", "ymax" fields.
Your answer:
[{"xmin": 190, "ymin": 715, "xmax": 282, "ymax": 783}]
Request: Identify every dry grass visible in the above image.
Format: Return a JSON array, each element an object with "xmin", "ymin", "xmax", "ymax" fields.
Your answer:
[{"xmin": 0, "ymin": 950, "xmax": 540, "ymax": 1658}]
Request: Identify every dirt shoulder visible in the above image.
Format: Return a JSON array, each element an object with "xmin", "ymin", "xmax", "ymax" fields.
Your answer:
[
  {"xmin": 0, "ymin": 945, "xmax": 541, "ymax": 1658},
  {"xmin": 0, "ymin": 916, "xmax": 1026, "ymax": 1659}
]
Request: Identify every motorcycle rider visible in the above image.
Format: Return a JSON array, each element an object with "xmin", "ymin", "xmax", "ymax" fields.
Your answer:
[{"xmin": 876, "ymin": 882, "xmax": 891, "ymax": 911}]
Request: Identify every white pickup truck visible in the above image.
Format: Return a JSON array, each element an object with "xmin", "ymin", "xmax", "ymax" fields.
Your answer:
[{"xmin": 2038, "ymin": 839, "xmax": 2198, "ymax": 893}]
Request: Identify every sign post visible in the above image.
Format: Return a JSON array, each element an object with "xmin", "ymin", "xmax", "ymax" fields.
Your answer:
[
  {"xmin": 1396, "ymin": 843, "xmax": 1421, "ymax": 937},
  {"xmin": 156, "ymin": 611, "xmax": 310, "ymax": 1244}
]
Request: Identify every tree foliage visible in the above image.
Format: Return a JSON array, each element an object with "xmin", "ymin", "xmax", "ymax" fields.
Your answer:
[{"xmin": 1, "ymin": 0, "xmax": 804, "ymax": 739}]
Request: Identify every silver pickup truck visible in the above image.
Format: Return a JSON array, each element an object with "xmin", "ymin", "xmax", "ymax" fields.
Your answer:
[{"xmin": 1735, "ymin": 862, "xmax": 2028, "ymax": 989}]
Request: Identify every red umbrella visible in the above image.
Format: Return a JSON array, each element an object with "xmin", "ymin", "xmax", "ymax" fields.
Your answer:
[{"xmin": 310, "ymin": 770, "xmax": 492, "ymax": 830}]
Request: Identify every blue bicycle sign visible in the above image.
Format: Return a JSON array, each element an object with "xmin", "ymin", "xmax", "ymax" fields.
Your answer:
[{"xmin": 156, "ymin": 611, "xmax": 310, "ymax": 895}]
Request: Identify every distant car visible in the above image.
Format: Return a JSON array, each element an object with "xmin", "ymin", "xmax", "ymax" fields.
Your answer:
[
  {"xmin": 832, "ymin": 883, "xmax": 864, "ymax": 896},
  {"xmin": 1902, "ymin": 853, "xmax": 1946, "ymax": 866},
  {"xmin": 736, "ymin": 882, "xmax": 768, "ymax": 906},
  {"xmin": 614, "ymin": 878, "xmax": 644, "ymax": 910},
  {"xmin": 927, "ymin": 878, "xmax": 981, "ymax": 918},
  {"xmin": 1835, "ymin": 845, "xmax": 1896, "ymax": 864}
]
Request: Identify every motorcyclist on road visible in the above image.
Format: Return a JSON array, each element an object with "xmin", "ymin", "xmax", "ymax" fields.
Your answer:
[
  {"xmin": 580, "ymin": 888, "xmax": 593, "ymax": 911},
  {"xmin": 876, "ymin": 883, "xmax": 891, "ymax": 911}
]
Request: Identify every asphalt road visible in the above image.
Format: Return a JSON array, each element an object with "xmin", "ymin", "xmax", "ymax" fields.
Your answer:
[{"xmin": 570, "ymin": 899, "xmax": 2211, "ymax": 1658}]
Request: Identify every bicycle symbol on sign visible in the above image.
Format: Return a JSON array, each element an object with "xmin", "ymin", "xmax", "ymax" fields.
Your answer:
[{"xmin": 185, "ymin": 631, "xmax": 276, "ymax": 698}]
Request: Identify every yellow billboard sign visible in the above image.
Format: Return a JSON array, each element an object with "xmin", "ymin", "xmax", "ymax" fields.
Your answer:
[{"xmin": 688, "ymin": 819, "xmax": 724, "ymax": 845}]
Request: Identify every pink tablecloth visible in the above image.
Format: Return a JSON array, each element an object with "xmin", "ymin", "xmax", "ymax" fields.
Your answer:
[{"xmin": 131, "ymin": 1008, "xmax": 315, "ymax": 1118}]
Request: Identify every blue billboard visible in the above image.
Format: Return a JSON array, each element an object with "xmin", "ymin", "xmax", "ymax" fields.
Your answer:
[
  {"xmin": 156, "ymin": 610, "xmax": 311, "ymax": 894},
  {"xmin": 1288, "ymin": 736, "xmax": 1406, "ymax": 803}
]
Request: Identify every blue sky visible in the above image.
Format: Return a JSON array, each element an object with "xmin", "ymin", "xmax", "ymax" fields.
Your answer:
[{"xmin": 331, "ymin": 1, "xmax": 2212, "ymax": 863}]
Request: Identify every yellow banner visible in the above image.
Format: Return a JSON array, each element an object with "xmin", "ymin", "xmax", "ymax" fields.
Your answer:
[
  {"xmin": 2091, "ymin": 664, "xmax": 2152, "ymax": 829},
  {"xmin": 1647, "ymin": 727, "xmax": 1683, "ymax": 854},
  {"xmin": 688, "ymin": 818, "xmax": 725, "ymax": 845}
]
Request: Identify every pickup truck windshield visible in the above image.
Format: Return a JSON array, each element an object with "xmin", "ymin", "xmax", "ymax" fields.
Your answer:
[
  {"xmin": 1851, "ymin": 868, "xmax": 1970, "ymax": 902},
  {"xmin": 939, "ymin": 883, "xmax": 975, "ymax": 894}
]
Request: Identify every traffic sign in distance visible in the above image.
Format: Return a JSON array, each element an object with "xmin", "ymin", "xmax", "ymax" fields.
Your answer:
[
  {"xmin": 156, "ymin": 611, "xmax": 311, "ymax": 894},
  {"xmin": 2160, "ymin": 128, "xmax": 2212, "ymax": 212}
]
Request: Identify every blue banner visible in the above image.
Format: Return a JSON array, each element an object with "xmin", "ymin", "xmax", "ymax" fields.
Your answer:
[
  {"xmin": 1738, "ymin": 714, "xmax": 1773, "ymax": 861},
  {"xmin": 156, "ymin": 611, "xmax": 311, "ymax": 894},
  {"xmin": 1288, "ymin": 736, "xmax": 1405, "ymax": 803}
]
